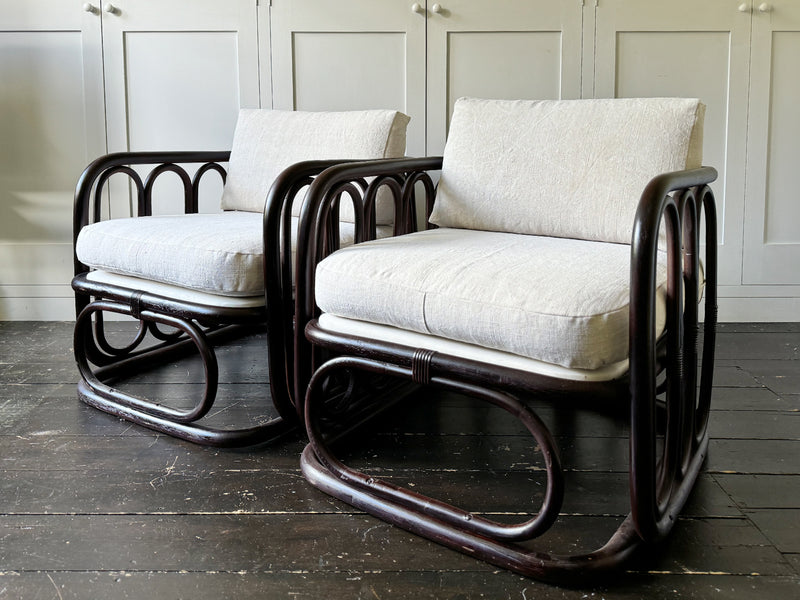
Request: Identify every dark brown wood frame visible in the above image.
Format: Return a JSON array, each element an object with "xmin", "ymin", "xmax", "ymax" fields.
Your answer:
[
  {"xmin": 72, "ymin": 151, "xmax": 350, "ymax": 447},
  {"xmin": 294, "ymin": 157, "xmax": 718, "ymax": 583}
]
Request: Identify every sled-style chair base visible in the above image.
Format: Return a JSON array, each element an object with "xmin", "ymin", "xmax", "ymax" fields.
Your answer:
[
  {"xmin": 294, "ymin": 98, "xmax": 719, "ymax": 581},
  {"xmin": 299, "ymin": 328, "xmax": 712, "ymax": 583},
  {"xmin": 72, "ymin": 273, "xmax": 289, "ymax": 447}
]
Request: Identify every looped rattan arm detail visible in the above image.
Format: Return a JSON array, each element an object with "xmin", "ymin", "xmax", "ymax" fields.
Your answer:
[
  {"xmin": 630, "ymin": 169, "xmax": 718, "ymax": 543},
  {"xmin": 91, "ymin": 166, "xmax": 144, "ymax": 225},
  {"xmin": 192, "ymin": 161, "xmax": 227, "ymax": 207},
  {"xmin": 246, "ymin": 159, "xmax": 367, "ymax": 415},
  {"xmin": 363, "ymin": 175, "xmax": 404, "ymax": 238},
  {"xmin": 401, "ymin": 170, "xmax": 438, "ymax": 230},
  {"xmin": 73, "ymin": 151, "xmax": 231, "ymax": 301},
  {"xmin": 142, "ymin": 163, "xmax": 193, "ymax": 215},
  {"xmin": 293, "ymin": 157, "xmax": 443, "ymax": 412},
  {"xmin": 315, "ymin": 181, "xmax": 364, "ymax": 258}
]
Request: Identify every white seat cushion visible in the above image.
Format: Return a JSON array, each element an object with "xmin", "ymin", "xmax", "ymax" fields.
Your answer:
[
  {"xmin": 221, "ymin": 108, "xmax": 410, "ymax": 224},
  {"xmin": 77, "ymin": 211, "xmax": 391, "ymax": 297},
  {"xmin": 315, "ymin": 228, "xmax": 669, "ymax": 371},
  {"xmin": 429, "ymin": 97, "xmax": 704, "ymax": 245}
]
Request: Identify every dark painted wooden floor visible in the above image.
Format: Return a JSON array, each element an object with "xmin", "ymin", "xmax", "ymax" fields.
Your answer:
[{"xmin": 1, "ymin": 321, "xmax": 798, "ymax": 599}]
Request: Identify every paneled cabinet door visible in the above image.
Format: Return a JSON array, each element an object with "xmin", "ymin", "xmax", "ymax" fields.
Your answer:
[
  {"xmin": 0, "ymin": 0, "xmax": 105, "ymax": 318},
  {"xmin": 593, "ymin": 0, "xmax": 752, "ymax": 287},
  {"xmin": 425, "ymin": 0, "xmax": 583, "ymax": 155},
  {"xmin": 743, "ymin": 1, "xmax": 800, "ymax": 286},
  {"xmin": 270, "ymin": 0, "xmax": 426, "ymax": 157},
  {"xmin": 101, "ymin": 0, "xmax": 260, "ymax": 217}
]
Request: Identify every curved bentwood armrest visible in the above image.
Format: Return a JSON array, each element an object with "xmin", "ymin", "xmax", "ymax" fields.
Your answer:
[
  {"xmin": 263, "ymin": 159, "xmax": 365, "ymax": 411},
  {"xmin": 293, "ymin": 156, "xmax": 442, "ymax": 414},
  {"xmin": 299, "ymin": 162, "xmax": 720, "ymax": 582},
  {"xmin": 630, "ymin": 166, "xmax": 718, "ymax": 543}
]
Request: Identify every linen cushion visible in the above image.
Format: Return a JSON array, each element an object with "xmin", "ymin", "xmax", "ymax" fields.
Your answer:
[
  {"xmin": 315, "ymin": 228, "xmax": 669, "ymax": 370},
  {"xmin": 429, "ymin": 97, "xmax": 704, "ymax": 244},
  {"xmin": 221, "ymin": 108, "xmax": 410, "ymax": 224},
  {"xmin": 76, "ymin": 211, "xmax": 391, "ymax": 297}
]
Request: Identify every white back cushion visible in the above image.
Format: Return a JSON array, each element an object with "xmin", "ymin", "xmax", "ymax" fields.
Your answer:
[
  {"xmin": 221, "ymin": 109, "xmax": 410, "ymax": 223},
  {"xmin": 429, "ymin": 97, "xmax": 704, "ymax": 244}
]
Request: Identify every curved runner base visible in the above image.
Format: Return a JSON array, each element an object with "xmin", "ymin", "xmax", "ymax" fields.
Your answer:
[
  {"xmin": 74, "ymin": 299, "xmax": 297, "ymax": 448},
  {"xmin": 77, "ymin": 379, "xmax": 293, "ymax": 448},
  {"xmin": 301, "ymin": 446, "xmax": 643, "ymax": 584},
  {"xmin": 299, "ymin": 353, "xmax": 709, "ymax": 584}
]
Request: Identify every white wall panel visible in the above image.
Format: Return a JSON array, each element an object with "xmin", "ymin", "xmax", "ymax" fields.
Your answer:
[
  {"xmin": 744, "ymin": 5, "xmax": 800, "ymax": 288},
  {"xmin": 446, "ymin": 31, "xmax": 562, "ymax": 127},
  {"xmin": 271, "ymin": 0, "xmax": 426, "ymax": 156},
  {"xmin": 0, "ymin": 1, "xmax": 105, "ymax": 319},
  {"xmin": 426, "ymin": 0, "xmax": 582, "ymax": 154},
  {"xmin": 292, "ymin": 32, "xmax": 408, "ymax": 113},
  {"xmin": 594, "ymin": 0, "xmax": 751, "ymax": 289},
  {"xmin": 102, "ymin": 0, "xmax": 259, "ymax": 218}
]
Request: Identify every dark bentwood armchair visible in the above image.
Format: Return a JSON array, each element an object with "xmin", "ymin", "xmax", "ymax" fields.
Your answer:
[
  {"xmin": 72, "ymin": 108, "xmax": 409, "ymax": 447},
  {"xmin": 295, "ymin": 98, "xmax": 718, "ymax": 582}
]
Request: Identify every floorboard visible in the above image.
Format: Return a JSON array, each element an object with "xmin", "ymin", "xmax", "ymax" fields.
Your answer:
[{"xmin": 1, "ymin": 321, "xmax": 799, "ymax": 599}]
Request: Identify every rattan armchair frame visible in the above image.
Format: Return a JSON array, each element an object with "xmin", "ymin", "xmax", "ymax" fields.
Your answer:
[
  {"xmin": 72, "ymin": 152, "xmax": 345, "ymax": 447},
  {"xmin": 294, "ymin": 157, "xmax": 718, "ymax": 583}
]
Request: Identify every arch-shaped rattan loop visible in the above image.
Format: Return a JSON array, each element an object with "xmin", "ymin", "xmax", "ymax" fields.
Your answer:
[
  {"xmin": 315, "ymin": 182, "xmax": 363, "ymax": 261},
  {"xmin": 362, "ymin": 175, "xmax": 403, "ymax": 240},
  {"xmin": 401, "ymin": 170, "xmax": 437, "ymax": 232},
  {"xmin": 88, "ymin": 309, "xmax": 148, "ymax": 360},
  {"xmin": 191, "ymin": 161, "xmax": 227, "ymax": 213},
  {"xmin": 142, "ymin": 163, "xmax": 193, "ymax": 216},
  {"xmin": 92, "ymin": 166, "xmax": 144, "ymax": 224}
]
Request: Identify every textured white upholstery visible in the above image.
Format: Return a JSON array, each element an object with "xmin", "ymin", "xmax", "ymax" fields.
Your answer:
[
  {"xmin": 221, "ymin": 109, "xmax": 410, "ymax": 224},
  {"xmin": 77, "ymin": 212, "xmax": 392, "ymax": 297},
  {"xmin": 315, "ymin": 228, "xmax": 669, "ymax": 371},
  {"xmin": 429, "ymin": 97, "xmax": 704, "ymax": 244}
]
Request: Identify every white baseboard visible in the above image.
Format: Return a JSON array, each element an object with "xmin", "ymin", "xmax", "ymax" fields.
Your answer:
[
  {"xmin": 0, "ymin": 296, "xmax": 76, "ymax": 321},
  {"xmin": 718, "ymin": 296, "xmax": 800, "ymax": 322}
]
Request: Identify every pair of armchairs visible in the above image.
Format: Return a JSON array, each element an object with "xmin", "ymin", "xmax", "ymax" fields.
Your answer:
[
  {"xmin": 72, "ymin": 97, "xmax": 717, "ymax": 582},
  {"xmin": 72, "ymin": 108, "xmax": 412, "ymax": 446}
]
